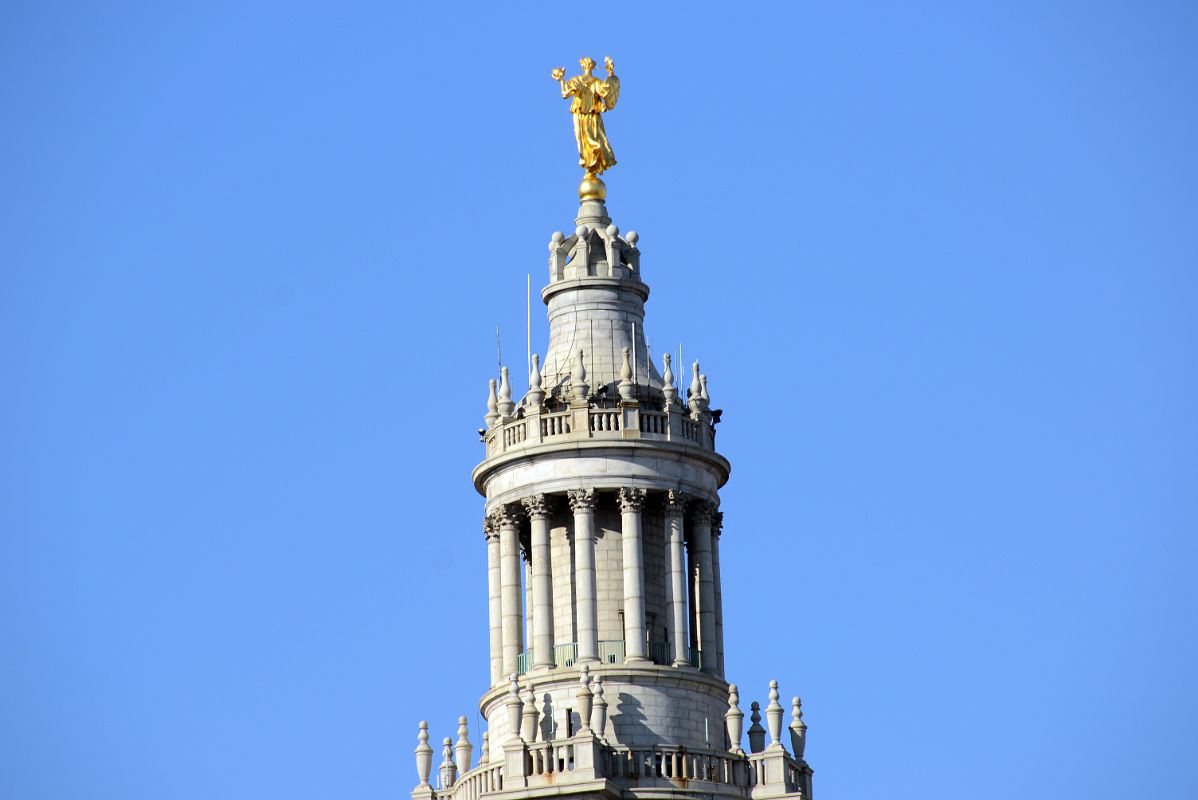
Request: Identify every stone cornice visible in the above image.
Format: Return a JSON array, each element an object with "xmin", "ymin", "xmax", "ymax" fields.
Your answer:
[{"xmin": 473, "ymin": 439, "xmax": 731, "ymax": 498}]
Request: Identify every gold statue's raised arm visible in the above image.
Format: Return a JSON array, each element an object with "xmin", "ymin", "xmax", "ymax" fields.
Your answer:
[{"xmin": 552, "ymin": 56, "xmax": 620, "ymax": 200}]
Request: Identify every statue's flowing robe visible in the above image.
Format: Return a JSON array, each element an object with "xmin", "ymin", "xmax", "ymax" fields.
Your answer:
[{"xmin": 564, "ymin": 74, "xmax": 620, "ymax": 174}]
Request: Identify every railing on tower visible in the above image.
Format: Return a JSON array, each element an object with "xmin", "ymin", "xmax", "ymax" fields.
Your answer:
[
  {"xmin": 517, "ymin": 640, "xmax": 691, "ymax": 673},
  {"xmin": 485, "ymin": 402, "xmax": 715, "ymax": 459}
]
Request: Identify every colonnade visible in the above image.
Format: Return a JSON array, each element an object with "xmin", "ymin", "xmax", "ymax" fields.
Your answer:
[{"xmin": 483, "ymin": 488, "xmax": 725, "ymax": 684}]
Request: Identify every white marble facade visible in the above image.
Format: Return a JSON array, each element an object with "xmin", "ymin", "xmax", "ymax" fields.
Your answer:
[{"xmin": 410, "ymin": 195, "xmax": 813, "ymax": 800}]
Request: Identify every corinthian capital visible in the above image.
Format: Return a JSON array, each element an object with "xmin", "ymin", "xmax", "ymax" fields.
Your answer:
[
  {"xmin": 712, "ymin": 510, "xmax": 724, "ymax": 536},
  {"xmin": 492, "ymin": 504, "xmax": 523, "ymax": 529},
  {"xmin": 483, "ymin": 514, "xmax": 501, "ymax": 543},
  {"xmin": 663, "ymin": 489, "xmax": 690, "ymax": 518},
  {"xmin": 567, "ymin": 488, "xmax": 596, "ymax": 513},
  {"xmin": 690, "ymin": 499, "xmax": 717, "ymax": 525},
  {"xmin": 521, "ymin": 494, "xmax": 553, "ymax": 520},
  {"xmin": 617, "ymin": 487, "xmax": 646, "ymax": 513}
]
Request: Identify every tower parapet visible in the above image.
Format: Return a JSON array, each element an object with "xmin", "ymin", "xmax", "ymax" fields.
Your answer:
[{"xmin": 411, "ymin": 63, "xmax": 813, "ymax": 800}]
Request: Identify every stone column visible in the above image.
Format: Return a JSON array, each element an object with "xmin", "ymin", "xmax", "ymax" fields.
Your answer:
[
  {"xmin": 712, "ymin": 510, "xmax": 725, "ymax": 677},
  {"xmin": 687, "ymin": 537, "xmax": 698, "ymax": 656},
  {"xmin": 618, "ymin": 487, "xmax": 649, "ymax": 663},
  {"xmin": 569, "ymin": 489, "xmax": 599, "ymax": 664},
  {"xmin": 523, "ymin": 548, "xmax": 533, "ymax": 660},
  {"xmin": 691, "ymin": 501, "xmax": 718, "ymax": 672},
  {"xmin": 664, "ymin": 491, "xmax": 690, "ymax": 667},
  {"xmin": 485, "ymin": 515, "xmax": 503, "ymax": 684},
  {"xmin": 523, "ymin": 494, "xmax": 555, "ymax": 669},
  {"xmin": 497, "ymin": 505, "xmax": 523, "ymax": 677}
]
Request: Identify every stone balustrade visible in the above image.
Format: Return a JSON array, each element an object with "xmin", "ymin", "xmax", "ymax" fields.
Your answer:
[
  {"xmin": 415, "ymin": 732, "xmax": 811, "ymax": 800},
  {"xmin": 485, "ymin": 401, "xmax": 713, "ymax": 460},
  {"xmin": 413, "ymin": 680, "xmax": 813, "ymax": 800}
]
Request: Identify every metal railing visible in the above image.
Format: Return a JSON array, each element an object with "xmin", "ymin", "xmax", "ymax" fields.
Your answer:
[
  {"xmin": 646, "ymin": 639, "xmax": 671, "ymax": 666},
  {"xmin": 554, "ymin": 642, "xmax": 578, "ymax": 667},
  {"xmin": 518, "ymin": 640, "xmax": 704, "ymax": 673},
  {"xmin": 598, "ymin": 639, "xmax": 625, "ymax": 665}
]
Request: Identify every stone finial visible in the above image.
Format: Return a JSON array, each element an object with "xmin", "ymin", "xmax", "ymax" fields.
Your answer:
[
  {"xmin": 571, "ymin": 349, "xmax": 589, "ymax": 401},
  {"xmin": 618, "ymin": 347, "xmax": 634, "ymax": 401},
  {"xmin": 527, "ymin": 354, "xmax": 545, "ymax": 407},
  {"xmin": 725, "ymin": 683, "xmax": 745, "ymax": 755},
  {"xmin": 688, "ymin": 361, "xmax": 705, "ymax": 419},
  {"xmin": 789, "ymin": 697, "xmax": 807, "ymax": 760},
  {"xmin": 700, "ymin": 374, "xmax": 711, "ymax": 416},
  {"xmin": 454, "ymin": 715, "xmax": 473, "ymax": 776},
  {"xmin": 626, "ymin": 231, "xmax": 639, "ymax": 247},
  {"xmin": 438, "ymin": 736, "xmax": 457, "ymax": 789},
  {"xmin": 497, "ymin": 366, "xmax": 515, "ymax": 417},
  {"xmin": 590, "ymin": 675, "xmax": 608, "ymax": 739},
  {"xmin": 747, "ymin": 701, "xmax": 766, "ymax": 754},
  {"xmin": 414, "ymin": 720, "xmax": 433, "ymax": 788},
  {"xmin": 576, "ymin": 664, "xmax": 593, "ymax": 734},
  {"xmin": 766, "ymin": 680, "xmax": 784, "ymax": 750},
  {"xmin": 485, "ymin": 379, "xmax": 499, "ymax": 428},
  {"xmin": 480, "ymin": 730, "xmax": 490, "ymax": 765},
  {"xmin": 521, "ymin": 688, "xmax": 539, "ymax": 743},
  {"xmin": 549, "ymin": 232, "xmax": 565, "ymax": 280},
  {"xmin": 604, "ymin": 225, "xmax": 621, "ymax": 275},
  {"xmin": 504, "ymin": 674, "xmax": 524, "ymax": 742},
  {"xmin": 661, "ymin": 353, "xmax": 677, "ymax": 407}
]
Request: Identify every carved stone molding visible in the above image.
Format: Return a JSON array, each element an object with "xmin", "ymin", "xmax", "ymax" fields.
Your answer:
[
  {"xmin": 521, "ymin": 493, "xmax": 553, "ymax": 520},
  {"xmin": 567, "ymin": 488, "xmax": 596, "ymax": 513},
  {"xmin": 617, "ymin": 487, "xmax": 647, "ymax": 513}
]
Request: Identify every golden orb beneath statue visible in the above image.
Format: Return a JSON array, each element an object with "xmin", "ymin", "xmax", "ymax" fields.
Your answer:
[{"xmin": 579, "ymin": 173, "xmax": 607, "ymax": 201}]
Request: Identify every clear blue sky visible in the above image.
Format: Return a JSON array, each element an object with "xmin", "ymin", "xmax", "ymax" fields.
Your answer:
[{"xmin": 3, "ymin": 2, "xmax": 1196, "ymax": 798}]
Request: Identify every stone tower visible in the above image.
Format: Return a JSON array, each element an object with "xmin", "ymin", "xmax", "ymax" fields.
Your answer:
[{"xmin": 409, "ymin": 182, "xmax": 813, "ymax": 800}]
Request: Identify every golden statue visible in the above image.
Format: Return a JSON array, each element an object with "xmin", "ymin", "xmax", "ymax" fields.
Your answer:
[{"xmin": 552, "ymin": 56, "xmax": 620, "ymax": 201}]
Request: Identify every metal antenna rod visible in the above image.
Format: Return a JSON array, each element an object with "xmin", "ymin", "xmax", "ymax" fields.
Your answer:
[{"xmin": 526, "ymin": 273, "xmax": 531, "ymax": 389}]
